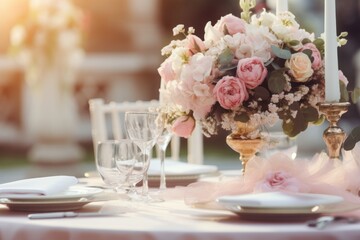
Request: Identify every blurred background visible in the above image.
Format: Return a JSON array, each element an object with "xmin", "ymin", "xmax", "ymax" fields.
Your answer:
[{"xmin": 0, "ymin": 0, "xmax": 359, "ymax": 180}]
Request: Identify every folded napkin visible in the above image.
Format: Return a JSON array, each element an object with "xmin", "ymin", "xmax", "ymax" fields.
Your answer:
[
  {"xmin": 148, "ymin": 159, "xmax": 218, "ymax": 176},
  {"xmin": 0, "ymin": 176, "xmax": 78, "ymax": 196}
]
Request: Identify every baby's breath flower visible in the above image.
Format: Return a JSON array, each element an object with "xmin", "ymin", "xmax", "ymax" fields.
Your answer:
[
  {"xmin": 188, "ymin": 27, "xmax": 195, "ymax": 34},
  {"xmin": 173, "ymin": 24, "xmax": 185, "ymax": 36}
]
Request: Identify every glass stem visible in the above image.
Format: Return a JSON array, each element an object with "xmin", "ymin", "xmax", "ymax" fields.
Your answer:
[
  {"xmin": 159, "ymin": 148, "xmax": 166, "ymax": 190},
  {"xmin": 142, "ymin": 150, "xmax": 149, "ymax": 197}
]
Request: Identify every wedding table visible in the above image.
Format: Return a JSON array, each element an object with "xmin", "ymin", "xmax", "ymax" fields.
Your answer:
[{"xmin": 0, "ymin": 190, "xmax": 360, "ymax": 240}]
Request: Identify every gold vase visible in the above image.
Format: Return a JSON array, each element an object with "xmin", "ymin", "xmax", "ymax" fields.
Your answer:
[
  {"xmin": 318, "ymin": 102, "xmax": 350, "ymax": 159},
  {"xmin": 226, "ymin": 122, "xmax": 264, "ymax": 173}
]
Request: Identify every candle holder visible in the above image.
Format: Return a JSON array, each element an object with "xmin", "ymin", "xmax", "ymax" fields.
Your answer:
[{"xmin": 318, "ymin": 102, "xmax": 350, "ymax": 159}]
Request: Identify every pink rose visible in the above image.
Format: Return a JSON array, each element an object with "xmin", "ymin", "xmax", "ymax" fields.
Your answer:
[
  {"xmin": 187, "ymin": 35, "xmax": 206, "ymax": 55},
  {"xmin": 302, "ymin": 43, "xmax": 322, "ymax": 70},
  {"xmin": 285, "ymin": 52, "xmax": 313, "ymax": 82},
  {"xmin": 158, "ymin": 58, "xmax": 175, "ymax": 83},
  {"xmin": 236, "ymin": 57, "xmax": 267, "ymax": 89},
  {"xmin": 219, "ymin": 14, "xmax": 246, "ymax": 35},
  {"xmin": 171, "ymin": 115, "xmax": 195, "ymax": 138},
  {"xmin": 338, "ymin": 70, "xmax": 348, "ymax": 86},
  {"xmin": 259, "ymin": 171, "xmax": 300, "ymax": 192},
  {"xmin": 213, "ymin": 76, "xmax": 249, "ymax": 110}
]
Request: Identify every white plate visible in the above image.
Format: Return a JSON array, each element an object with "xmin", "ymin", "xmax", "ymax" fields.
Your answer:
[
  {"xmin": 148, "ymin": 159, "xmax": 218, "ymax": 177},
  {"xmin": 217, "ymin": 192, "xmax": 344, "ymax": 214},
  {"xmin": 0, "ymin": 198, "xmax": 92, "ymax": 212},
  {"xmin": 1, "ymin": 186, "xmax": 103, "ymax": 202}
]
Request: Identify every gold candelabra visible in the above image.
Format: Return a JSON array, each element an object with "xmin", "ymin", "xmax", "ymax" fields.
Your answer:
[{"xmin": 318, "ymin": 102, "xmax": 350, "ymax": 159}]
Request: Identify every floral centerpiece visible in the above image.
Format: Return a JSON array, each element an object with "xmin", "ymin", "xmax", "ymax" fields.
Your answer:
[{"xmin": 158, "ymin": 0, "xmax": 350, "ymax": 141}]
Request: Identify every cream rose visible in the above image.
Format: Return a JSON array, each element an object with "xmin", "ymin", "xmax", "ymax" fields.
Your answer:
[{"xmin": 285, "ymin": 52, "xmax": 314, "ymax": 82}]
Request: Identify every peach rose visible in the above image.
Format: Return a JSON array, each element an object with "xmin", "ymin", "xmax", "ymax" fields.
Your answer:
[
  {"xmin": 171, "ymin": 115, "xmax": 195, "ymax": 138},
  {"xmin": 285, "ymin": 52, "xmax": 314, "ymax": 82},
  {"xmin": 187, "ymin": 35, "xmax": 206, "ymax": 55},
  {"xmin": 213, "ymin": 76, "xmax": 249, "ymax": 110},
  {"xmin": 219, "ymin": 14, "xmax": 246, "ymax": 35},
  {"xmin": 236, "ymin": 57, "xmax": 267, "ymax": 89},
  {"xmin": 158, "ymin": 58, "xmax": 175, "ymax": 83},
  {"xmin": 302, "ymin": 43, "xmax": 322, "ymax": 70}
]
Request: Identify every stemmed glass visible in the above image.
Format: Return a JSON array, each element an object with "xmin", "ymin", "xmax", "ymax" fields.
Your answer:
[
  {"xmin": 156, "ymin": 116, "xmax": 172, "ymax": 191},
  {"xmin": 124, "ymin": 111, "xmax": 162, "ymax": 200},
  {"xmin": 96, "ymin": 140, "xmax": 137, "ymax": 194}
]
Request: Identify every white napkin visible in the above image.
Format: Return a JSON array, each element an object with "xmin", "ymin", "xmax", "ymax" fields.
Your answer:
[
  {"xmin": 217, "ymin": 192, "xmax": 343, "ymax": 209},
  {"xmin": 148, "ymin": 159, "xmax": 218, "ymax": 176},
  {"xmin": 0, "ymin": 176, "xmax": 78, "ymax": 196}
]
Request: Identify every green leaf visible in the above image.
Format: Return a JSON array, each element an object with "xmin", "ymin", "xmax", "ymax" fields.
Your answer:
[
  {"xmin": 288, "ymin": 40, "xmax": 300, "ymax": 47},
  {"xmin": 340, "ymin": 80, "xmax": 349, "ymax": 102},
  {"xmin": 344, "ymin": 126, "xmax": 360, "ymax": 151},
  {"xmin": 218, "ymin": 48, "xmax": 234, "ymax": 69},
  {"xmin": 302, "ymin": 38, "xmax": 312, "ymax": 45},
  {"xmin": 254, "ymin": 86, "xmax": 270, "ymax": 101},
  {"xmin": 291, "ymin": 113, "xmax": 308, "ymax": 136},
  {"xmin": 282, "ymin": 120, "xmax": 295, "ymax": 137},
  {"xmin": 313, "ymin": 38, "xmax": 325, "ymax": 49},
  {"xmin": 282, "ymin": 113, "xmax": 308, "ymax": 138},
  {"xmin": 351, "ymin": 87, "xmax": 360, "ymax": 104},
  {"xmin": 302, "ymin": 49, "xmax": 313, "ymax": 60},
  {"xmin": 313, "ymin": 38, "xmax": 325, "ymax": 56},
  {"xmin": 271, "ymin": 45, "xmax": 292, "ymax": 60},
  {"xmin": 234, "ymin": 113, "xmax": 250, "ymax": 123},
  {"xmin": 268, "ymin": 70, "xmax": 287, "ymax": 94},
  {"xmin": 301, "ymin": 106, "xmax": 319, "ymax": 122},
  {"xmin": 313, "ymin": 115, "xmax": 325, "ymax": 126}
]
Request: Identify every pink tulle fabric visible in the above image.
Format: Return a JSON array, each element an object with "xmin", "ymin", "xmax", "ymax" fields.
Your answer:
[{"xmin": 163, "ymin": 143, "xmax": 360, "ymax": 205}]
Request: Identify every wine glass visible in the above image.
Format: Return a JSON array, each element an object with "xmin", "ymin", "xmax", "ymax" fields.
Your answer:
[
  {"xmin": 260, "ymin": 131, "xmax": 298, "ymax": 160},
  {"xmin": 96, "ymin": 140, "xmax": 137, "ymax": 193},
  {"xmin": 124, "ymin": 111, "xmax": 162, "ymax": 200},
  {"xmin": 156, "ymin": 119, "xmax": 172, "ymax": 191}
]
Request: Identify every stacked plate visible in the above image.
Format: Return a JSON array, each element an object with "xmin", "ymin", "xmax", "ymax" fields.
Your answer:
[
  {"xmin": 216, "ymin": 192, "xmax": 345, "ymax": 217},
  {"xmin": 0, "ymin": 186, "xmax": 103, "ymax": 212},
  {"xmin": 147, "ymin": 159, "xmax": 218, "ymax": 187}
]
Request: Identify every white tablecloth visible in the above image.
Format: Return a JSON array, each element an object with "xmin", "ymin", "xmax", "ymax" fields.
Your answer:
[{"xmin": 0, "ymin": 197, "xmax": 360, "ymax": 240}]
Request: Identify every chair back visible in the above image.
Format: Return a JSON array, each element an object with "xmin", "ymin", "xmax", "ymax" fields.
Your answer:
[{"xmin": 88, "ymin": 98, "xmax": 203, "ymax": 164}]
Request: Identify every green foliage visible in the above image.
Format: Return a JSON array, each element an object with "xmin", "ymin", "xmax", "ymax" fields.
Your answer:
[
  {"xmin": 281, "ymin": 106, "xmax": 319, "ymax": 137},
  {"xmin": 253, "ymin": 86, "xmax": 270, "ymax": 100},
  {"xmin": 301, "ymin": 38, "xmax": 312, "ymax": 45},
  {"xmin": 302, "ymin": 49, "xmax": 314, "ymax": 62},
  {"xmin": 288, "ymin": 40, "xmax": 300, "ymax": 47},
  {"xmin": 218, "ymin": 48, "xmax": 234, "ymax": 70},
  {"xmin": 234, "ymin": 112, "xmax": 250, "ymax": 123},
  {"xmin": 344, "ymin": 126, "xmax": 360, "ymax": 151},
  {"xmin": 313, "ymin": 38, "xmax": 325, "ymax": 56},
  {"xmin": 267, "ymin": 69, "xmax": 287, "ymax": 94},
  {"xmin": 340, "ymin": 81, "xmax": 349, "ymax": 102},
  {"xmin": 271, "ymin": 45, "xmax": 291, "ymax": 60},
  {"xmin": 350, "ymin": 87, "xmax": 360, "ymax": 103}
]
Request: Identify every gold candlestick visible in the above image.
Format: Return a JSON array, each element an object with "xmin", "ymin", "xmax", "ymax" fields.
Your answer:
[{"xmin": 318, "ymin": 102, "xmax": 350, "ymax": 159}]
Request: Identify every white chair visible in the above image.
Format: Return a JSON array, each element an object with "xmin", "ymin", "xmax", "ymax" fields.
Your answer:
[{"xmin": 88, "ymin": 98, "xmax": 203, "ymax": 164}]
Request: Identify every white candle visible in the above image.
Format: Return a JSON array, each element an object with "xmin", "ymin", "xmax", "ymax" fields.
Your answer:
[
  {"xmin": 325, "ymin": 0, "xmax": 341, "ymax": 102},
  {"xmin": 276, "ymin": 0, "xmax": 288, "ymax": 15}
]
